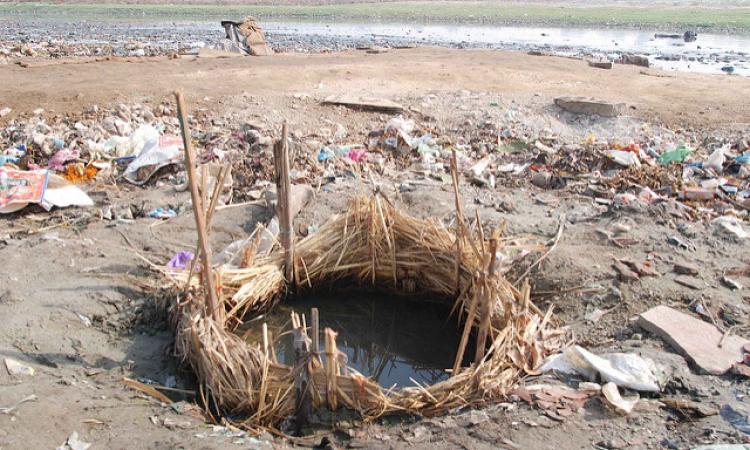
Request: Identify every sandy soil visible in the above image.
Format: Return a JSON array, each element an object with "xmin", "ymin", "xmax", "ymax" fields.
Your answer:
[
  {"xmin": 1, "ymin": 48, "xmax": 750, "ymax": 450},
  {"xmin": 1, "ymin": 48, "xmax": 749, "ymax": 128}
]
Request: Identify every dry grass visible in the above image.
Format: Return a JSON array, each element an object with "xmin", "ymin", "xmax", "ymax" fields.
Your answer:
[{"xmin": 168, "ymin": 193, "xmax": 568, "ymax": 430}]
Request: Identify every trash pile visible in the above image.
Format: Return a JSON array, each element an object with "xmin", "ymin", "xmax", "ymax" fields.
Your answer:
[
  {"xmin": 0, "ymin": 38, "xmax": 183, "ymax": 59},
  {"xmin": 2, "ymin": 93, "xmax": 749, "ymax": 235},
  {"xmin": 217, "ymin": 17, "xmax": 272, "ymax": 56}
]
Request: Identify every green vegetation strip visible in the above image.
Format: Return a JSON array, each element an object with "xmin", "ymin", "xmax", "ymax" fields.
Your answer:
[{"xmin": 3, "ymin": 2, "xmax": 750, "ymax": 31}]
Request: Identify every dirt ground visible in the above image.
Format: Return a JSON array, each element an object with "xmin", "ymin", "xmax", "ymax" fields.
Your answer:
[
  {"xmin": 1, "ymin": 47, "xmax": 750, "ymax": 449},
  {"xmin": 1, "ymin": 48, "xmax": 749, "ymax": 128}
]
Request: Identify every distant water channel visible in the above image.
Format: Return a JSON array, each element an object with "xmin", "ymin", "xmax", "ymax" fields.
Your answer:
[
  {"xmin": 263, "ymin": 21, "xmax": 750, "ymax": 76},
  {"xmin": 1, "ymin": 17, "xmax": 748, "ymax": 76}
]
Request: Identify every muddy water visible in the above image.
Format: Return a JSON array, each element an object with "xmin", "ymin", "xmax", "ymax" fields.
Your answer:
[
  {"xmin": 264, "ymin": 21, "xmax": 750, "ymax": 76},
  {"xmin": 244, "ymin": 292, "xmax": 468, "ymax": 388}
]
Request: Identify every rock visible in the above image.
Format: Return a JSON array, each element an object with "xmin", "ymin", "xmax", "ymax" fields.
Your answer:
[
  {"xmin": 0, "ymin": 107, "xmax": 10, "ymax": 117},
  {"xmin": 322, "ymin": 95, "xmax": 404, "ymax": 113},
  {"xmin": 4, "ymin": 358, "xmax": 35, "ymax": 376},
  {"xmin": 554, "ymin": 96, "xmax": 624, "ymax": 117},
  {"xmin": 673, "ymin": 262, "xmax": 699, "ymax": 276},
  {"xmin": 588, "ymin": 60, "xmax": 613, "ymax": 70},
  {"xmin": 618, "ymin": 54, "xmax": 650, "ymax": 67},
  {"xmin": 638, "ymin": 305, "xmax": 749, "ymax": 375},
  {"xmin": 613, "ymin": 260, "xmax": 639, "ymax": 282},
  {"xmin": 596, "ymin": 438, "xmax": 628, "ymax": 449},
  {"xmin": 531, "ymin": 171, "xmax": 552, "ymax": 188}
]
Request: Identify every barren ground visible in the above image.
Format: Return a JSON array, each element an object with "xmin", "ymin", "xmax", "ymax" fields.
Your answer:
[{"xmin": 1, "ymin": 47, "xmax": 750, "ymax": 450}]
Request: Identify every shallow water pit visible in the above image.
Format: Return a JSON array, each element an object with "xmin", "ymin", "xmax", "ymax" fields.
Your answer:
[{"xmin": 242, "ymin": 291, "xmax": 473, "ymax": 389}]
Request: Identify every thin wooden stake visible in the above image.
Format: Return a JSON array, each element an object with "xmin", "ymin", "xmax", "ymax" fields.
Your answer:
[
  {"xmin": 452, "ymin": 287, "xmax": 479, "ymax": 375},
  {"xmin": 274, "ymin": 122, "xmax": 295, "ymax": 284},
  {"xmin": 450, "ymin": 150, "xmax": 463, "ymax": 297},
  {"xmin": 311, "ymin": 308, "xmax": 320, "ymax": 362},
  {"xmin": 325, "ymin": 328, "xmax": 339, "ymax": 410},
  {"xmin": 474, "ymin": 232, "xmax": 499, "ymax": 365},
  {"xmin": 206, "ymin": 164, "xmax": 230, "ymax": 232},
  {"xmin": 174, "ymin": 91, "xmax": 221, "ymax": 323},
  {"xmin": 292, "ymin": 322, "xmax": 312, "ymax": 434}
]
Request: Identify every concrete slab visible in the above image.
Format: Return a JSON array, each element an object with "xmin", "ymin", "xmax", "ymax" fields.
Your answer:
[{"xmin": 638, "ymin": 305, "xmax": 748, "ymax": 375}]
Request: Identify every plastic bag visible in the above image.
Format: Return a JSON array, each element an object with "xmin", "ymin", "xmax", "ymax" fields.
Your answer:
[
  {"xmin": 657, "ymin": 144, "xmax": 692, "ymax": 164},
  {"xmin": 704, "ymin": 144, "xmax": 729, "ymax": 172},
  {"xmin": 123, "ymin": 135, "xmax": 183, "ymax": 185}
]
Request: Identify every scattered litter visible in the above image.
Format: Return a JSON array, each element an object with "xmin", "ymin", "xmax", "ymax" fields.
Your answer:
[
  {"xmin": 168, "ymin": 251, "xmax": 195, "ymax": 270},
  {"xmin": 0, "ymin": 168, "xmax": 48, "ymax": 214},
  {"xmin": 540, "ymin": 345, "xmax": 661, "ymax": 392},
  {"xmin": 123, "ymin": 135, "xmax": 184, "ymax": 185},
  {"xmin": 585, "ymin": 308, "xmax": 607, "ymax": 323},
  {"xmin": 56, "ymin": 431, "xmax": 91, "ymax": 450},
  {"xmin": 513, "ymin": 383, "xmax": 596, "ymax": 419},
  {"xmin": 148, "ymin": 207, "xmax": 177, "ymax": 219},
  {"xmin": 601, "ymin": 382, "xmax": 639, "ymax": 415},
  {"xmin": 662, "ymin": 398, "xmax": 718, "ymax": 418},
  {"xmin": 720, "ymin": 405, "xmax": 750, "ymax": 436},
  {"xmin": 722, "ymin": 276, "xmax": 743, "ymax": 290},
  {"xmin": 122, "ymin": 377, "xmax": 172, "ymax": 404},
  {"xmin": 667, "ymin": 235, "xmax": 695, "ymax": 251},
  {"xmin": 713, "ymin": 216, "xmax": 749, "ymax": 239},
  {"xmin": 607, "ymin": 149, "xmax": 641, "ymax": 167},
  {"xmin": 694, "ymin": 445, "xmax": 750, "ymax": 450},
  {"xmin": 657, "ymin": 145, "xmax": 692, "ymax": 164},
  {"xmin": 0, "ymin": 394, "xmax": 37, "ymax": 415},
  {"xmin": 0, "ymin": 169, "xmax": 92, "ymax": 214},
  {"xmin": 4, "ymin": 358, "xmax": 35, "ymax": 376}
]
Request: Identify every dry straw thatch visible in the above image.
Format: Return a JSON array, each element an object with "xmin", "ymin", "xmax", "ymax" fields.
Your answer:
[{"xmin": 169, "ymin": 191, "xmax": 568, "ymax": 430}]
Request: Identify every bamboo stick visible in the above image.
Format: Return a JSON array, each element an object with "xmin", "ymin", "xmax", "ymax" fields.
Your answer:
[
  {"xmin": 452, "ymin": 282, "xmax": 480, "ymax": 375},
  {"xmin": 474, "ymin": 233, "xmax": 499, "ymax": 365},
  {"xmin": 325, "ymin": 328, "xmax": 339, "ymax": 410},
  {"xmin": 311, "ymin": 308, "xmax": 320, "ymax": 360},
  {"xmin": 293, "ymin": 323, "xmax": 312, "ymax": 433},
  {"xmin": 174, "ymin": 91, "xmax": 221, "ymax": 323},
  {"xmin": 206, "ymin": 164, "xmax": 230, "ymax": 232},
  {"xmin": 274, "ymin": 122, "xmax": 295, "ymax": 284},
  {"xmin": 450, "ymin": 150, "xmax": 463, "ymax": 297}
]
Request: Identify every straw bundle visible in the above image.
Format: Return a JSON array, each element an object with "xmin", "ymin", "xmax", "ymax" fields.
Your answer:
[{"xmin": 170, "ymin": 194, "xmax": 567, "ymax": 429}]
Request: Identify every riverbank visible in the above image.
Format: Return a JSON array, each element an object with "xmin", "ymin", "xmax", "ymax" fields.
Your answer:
[{"xmin": 4, "ymin": 1, "xmax": 750, "ymax": 34}]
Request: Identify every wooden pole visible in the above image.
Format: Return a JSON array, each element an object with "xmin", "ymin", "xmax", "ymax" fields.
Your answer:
[
  {"xmin": 274, "ymin": 122, "xmax": 295, "ymax": 284},
  {"xmin": 174, "ymin": 91, "xmax": 221, "ymax": 322}
]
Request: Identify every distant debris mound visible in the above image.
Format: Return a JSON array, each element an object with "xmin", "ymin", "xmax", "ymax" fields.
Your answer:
[
  {"xmin": 654, "ymin": 31, "xmax": 698, "ymax": 43},
  {"xmin": 220, "ymin": 16, "xmax": 272, "ymax": 56},
  {"xmin": 618, "ymin": 54, "xmax": 650, "ymax": 68}
]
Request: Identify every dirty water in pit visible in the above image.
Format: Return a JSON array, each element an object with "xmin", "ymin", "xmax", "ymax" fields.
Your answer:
[
  {"xmin": 241, "ymin": 292, "xmax": 471, "ymax": 388},
  {"xmin": 1, "ymin": 16, "xmax": 750, "ymax": 76}
]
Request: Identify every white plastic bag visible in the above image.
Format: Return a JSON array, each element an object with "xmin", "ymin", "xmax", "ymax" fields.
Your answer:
[{"xmin": 123, "ymin": 135, "xmax": 183, "ymax": 185}]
